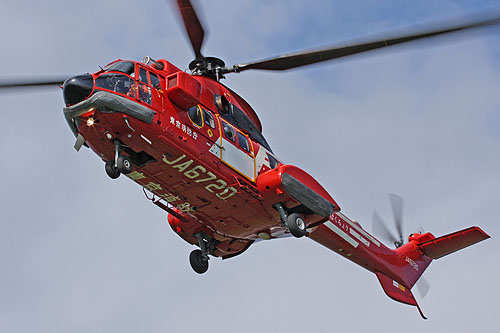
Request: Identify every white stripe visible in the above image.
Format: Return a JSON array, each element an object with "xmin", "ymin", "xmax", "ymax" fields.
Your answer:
[
  {"xmin": 324, "ymin": 222, "xmax": 359, "ymax": 248},
  {"xmin": 350, "ymin": 228, "xmax": 370, "ymax": 247},
  {"xmin": 337, "ymin": 212, "xmax": 381, "ymax": 247},
  {"xmin": 141, "ymin": 135, "xmax": 152, "ymax": 145}
]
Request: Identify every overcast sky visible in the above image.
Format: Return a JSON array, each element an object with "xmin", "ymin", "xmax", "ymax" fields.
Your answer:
[{"xmin": 1, "ymin": 1, "xmax": 499, "ymax": 332}]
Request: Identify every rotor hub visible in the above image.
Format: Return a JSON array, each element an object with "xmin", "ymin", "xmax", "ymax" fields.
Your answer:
[{"xmin": 188, "ymin": 57, "xmax": 226, "ymax": 80}]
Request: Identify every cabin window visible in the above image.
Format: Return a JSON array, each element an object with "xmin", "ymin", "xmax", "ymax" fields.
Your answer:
[
  {"xmin": 237, "ymin": 132, "xmax": 250, "ymax": 153},
  {"xmin": 150, "ymin": 72, "xmax": 161, "ymax": 90},
  {"xmin": 222, "ymin": 121, "xmax": 235, "ymax": 142},
  {"xmin": 188, "ymin": 106, "xmax": 203, "ymax": 127},
  {"xmin": 203, "ymin": 108, "xmax": 215, "ymax": 128},
  {"xmin": 267, "ymin": 153, "xmax": 279, "ymax": 169}
]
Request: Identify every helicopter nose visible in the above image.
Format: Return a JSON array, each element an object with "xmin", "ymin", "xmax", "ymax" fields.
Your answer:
[{"xmin": 63, "ymin": 74, "xmax": 94, "ymax": 106}]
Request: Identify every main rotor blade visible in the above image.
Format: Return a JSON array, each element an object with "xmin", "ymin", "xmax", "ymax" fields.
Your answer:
[
  {"xmin": 231, "ymin": 13, "xmax": 500, "ymax": 72},
  {"xmin": 175, "ymin": 0, "xmax": 205, "ymax": 59},
  {"xmin": 0, "ymin": 79, "xmax": 66, "ymax": 89},
  {"xmin": 389, "ymin": 193, "xmax": 404, "ymax": 244},
  {"xmin": 372, "ymin": 210, "xmax": 398, "ymax": 246}
]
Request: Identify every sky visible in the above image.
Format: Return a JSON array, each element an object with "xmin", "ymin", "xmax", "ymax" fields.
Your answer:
[{"xmin": 1, "ymin": 0, "xmax": 500, "ymax": 332}]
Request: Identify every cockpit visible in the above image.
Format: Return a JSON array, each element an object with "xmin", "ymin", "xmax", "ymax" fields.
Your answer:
[{"xmin": 95, "ymin": 61, "xmax": 160, "ymax": 105}]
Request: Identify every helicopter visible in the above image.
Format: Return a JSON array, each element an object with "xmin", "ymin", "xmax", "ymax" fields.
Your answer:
[{"xmin": 0, "ymin": 0, "xmax": 496, "ymax": 319}]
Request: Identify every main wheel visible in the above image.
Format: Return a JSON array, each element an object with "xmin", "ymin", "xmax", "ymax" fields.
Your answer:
[
  {"xmin": 105, "ymin": 160, "xmax": 120, "ymax": 179},
  {"xmin": 117, "ymin": 155, "xmax": 133, "ymax": 174},
  {"xmin": 286, "ymin": 213, "xmax": 307, "ymax": 238},
  {"xmin": 189, "ymin": 249, "xmax": 209, "ymax": 274}
]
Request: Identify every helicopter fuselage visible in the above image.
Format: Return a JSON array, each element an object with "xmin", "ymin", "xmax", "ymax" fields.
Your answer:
[{"xmin": 63, "ymin": 58, "xmax": 338, "ymax": 259}]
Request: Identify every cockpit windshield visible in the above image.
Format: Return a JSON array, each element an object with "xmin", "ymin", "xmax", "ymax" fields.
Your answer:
[
  {"xmin": 96, "ymin": 73, "xmax": 136, "ymax": 97},
  {"xmin": 106, "ymin": 61, "xmax": 135, "ymax": 77}
]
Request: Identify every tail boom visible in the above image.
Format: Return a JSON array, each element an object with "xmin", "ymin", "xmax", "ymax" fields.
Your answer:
[{"xmin": 308, "ymin": 212, "xmax": 490, "ymax": 318}]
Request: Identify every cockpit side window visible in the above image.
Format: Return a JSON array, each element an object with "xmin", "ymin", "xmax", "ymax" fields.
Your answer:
[
  {"xmin": 138, "ymin": 68, "xmax": 149, "ymax": 85},
  {"xmin": 149, "ymin": 72, "xmax": 161, "ymax": 90},
  {"xmin": 188, "ymin": 106, "xmax": 203, "ymax": 127}
]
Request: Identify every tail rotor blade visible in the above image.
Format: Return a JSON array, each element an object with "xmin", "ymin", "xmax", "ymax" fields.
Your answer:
[
  {"xmin": 389, "ymin": 193, "xmax": 405, "ymax": 244},
  {"xmin": 373, "ymin": 210, "xmax": 398, "ymax": 246},
  {"xmin": 416, "ymin": 277, "xmax": 430, "ymax": 299}
]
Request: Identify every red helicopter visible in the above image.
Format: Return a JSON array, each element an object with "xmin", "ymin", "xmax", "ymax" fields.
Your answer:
[{"xmin": 1, "ymin": 0, "xmax": 496, "ymax": 319}]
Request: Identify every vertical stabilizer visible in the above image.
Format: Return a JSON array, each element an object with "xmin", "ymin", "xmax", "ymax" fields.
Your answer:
[{"xmin": 375, "ymin": 272, "xmax": 427, "ymax": 319}]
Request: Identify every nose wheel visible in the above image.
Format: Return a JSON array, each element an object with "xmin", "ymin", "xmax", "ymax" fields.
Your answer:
[
  {"xmin": 104, "ymin": 140, "xmax": 133, "ymax": 179},
  {"xmin": 105, "ymin": 160, "xmax": 121, "ymax": 179},
  {"xmin": 117, "ymin": 155, "xmax": 133, "ymax": 174}
]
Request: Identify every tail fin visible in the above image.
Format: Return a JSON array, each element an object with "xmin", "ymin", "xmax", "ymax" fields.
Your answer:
[
  {"xmin": 376, "ymin": 226, "xmax": 490, "ymax": 319},
  {"xmin": 375, "ymin": 271, "xmax": 427, "ymax": 319}
]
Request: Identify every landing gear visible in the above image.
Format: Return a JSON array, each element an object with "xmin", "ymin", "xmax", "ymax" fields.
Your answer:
[
  {"xmin": 105, "ymin": 160, "xmax": 120, "ymax": 179},
  {"xmin": 189, "ymin": 249, "xmax": 209, "ymax": 274},
  {"xmin": 273, "ymin": 202, "xmax": 307, "ymax": 238},
  {"xmin": 189, "ymin": 232, "xmax": 216, "ymax": 274},
  {"xmin": 117, "ymin": 155, "xmax": 133, "ymax": 174},
  {"xmin": 286, "ymin": 213, "xmax": 307, "ymax": 238},
  {"xmin": 104, "ymin": 140, "xmax": 133, "ymax": 179}
]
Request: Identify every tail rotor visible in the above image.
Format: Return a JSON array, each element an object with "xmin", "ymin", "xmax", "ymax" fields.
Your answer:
[
  {"xmin": 373, "ymin": 193, "xmax": 407, "ymax": 248},
  {"xmin": 373, "ymin": 194, "xmax": 430, "ymax": 298}
]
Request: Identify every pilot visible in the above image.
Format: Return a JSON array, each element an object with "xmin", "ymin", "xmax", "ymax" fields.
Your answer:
[
  {"xmin": 139, "ymin": 84, "xmax": 151, "ymax": 104},
  {"xmin": 127, "ymin": 79, "xmax": 137, "ymax": 98}
]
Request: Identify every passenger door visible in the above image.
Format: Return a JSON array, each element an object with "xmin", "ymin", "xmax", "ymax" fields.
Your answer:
[{"xmin": 218, "ymin": 118, "xmax": 256, "ymax": 182}]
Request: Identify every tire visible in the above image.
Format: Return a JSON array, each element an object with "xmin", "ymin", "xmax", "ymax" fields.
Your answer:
[
  {"xmin": 189, "ymin": 249, "xmax": 209, "ymax": 274},
  {"xmin": 105, "ymin": 160, "xmax": 120, "ymax": 179},
  {"xmin": 117, "ymin": 155, "xmax": 133, "ymax": 174},
  {"xmin": 286, "ymin": 213, "xmax": 307, "ymax": 238}
]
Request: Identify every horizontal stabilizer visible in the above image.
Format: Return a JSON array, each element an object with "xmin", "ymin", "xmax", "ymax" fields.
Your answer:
[
  {"xmin": 417, "ymin": 226, "xmax": 490, "ymax": 259},
  {"xmin": 375, "ymin": 272, "xmax": 427, "ymax": 319}
]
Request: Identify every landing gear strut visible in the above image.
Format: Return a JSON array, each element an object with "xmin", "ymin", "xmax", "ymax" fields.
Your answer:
[
  {"xmin": 189, "ymin": 232, "xmax": 216, "ymax": 274},
  {"xmin": 104, "ymin": 140, "xmax": 133, "ymax": 179},
  {"xmin": 273, "ymin": 202, "xmax": 307, "ymax": 238}
]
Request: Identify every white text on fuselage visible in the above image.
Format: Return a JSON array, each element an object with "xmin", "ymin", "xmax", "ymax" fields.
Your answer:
[
  {"xmin": 127, "ymin": 171, "xmax": 195, "ymax": 213},
  {"xmin": 170, "ymin": 116, "xmax": 198, "ymax": 140}
]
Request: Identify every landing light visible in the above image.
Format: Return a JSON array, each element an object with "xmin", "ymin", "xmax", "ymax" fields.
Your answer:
[{"xmin": 87, "ymin": 117, "xmax": 95, "ymax": 126}]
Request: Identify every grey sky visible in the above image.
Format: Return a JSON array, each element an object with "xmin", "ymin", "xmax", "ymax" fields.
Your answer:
[{"xmin": 1, "ymin": 1, "xmax": 499, "ymax": 332}]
